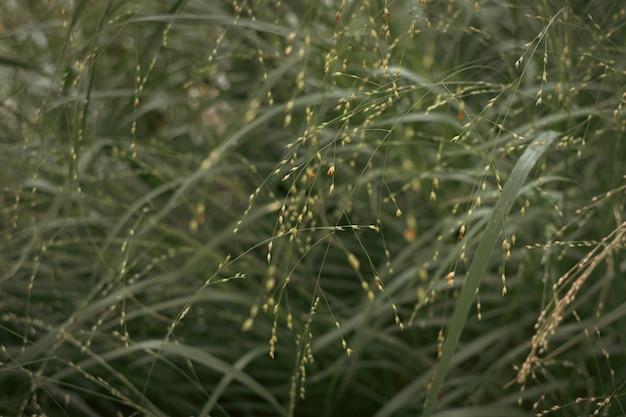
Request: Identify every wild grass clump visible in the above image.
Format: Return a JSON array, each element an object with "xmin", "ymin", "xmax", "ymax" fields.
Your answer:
[{"xmin": 1, "ymin": 1, "xmax": 625, "ymax": 416}]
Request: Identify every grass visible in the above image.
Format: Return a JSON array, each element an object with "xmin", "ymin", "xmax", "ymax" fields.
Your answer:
[{"xmin": 1, "ymin": 0, "xmax": 625, "ymax": 416}]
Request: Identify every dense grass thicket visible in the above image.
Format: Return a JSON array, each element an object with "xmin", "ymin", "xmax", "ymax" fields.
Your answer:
[{"xmin": 1, "ymin": 1, "xmax": 625, "ymax": 416}]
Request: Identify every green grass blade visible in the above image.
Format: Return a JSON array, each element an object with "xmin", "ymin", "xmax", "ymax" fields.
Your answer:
[
  {"xmin": 156, "ymin": 342, "xmax": 288, "ymax": 417},
  {"xmin": 197, "ymin": 345, "xmax": 269, "ymax": 417},
  {"xmin": 49, "ymin": 341, "xmax": 286, "ymax": 416},
  {"xmin": 431, "ymin": 405, "xmax": 533, "ymax": 417},
  {"xmin": 422, "ymin": 130, "xmax": 560, "ymax": 416}
]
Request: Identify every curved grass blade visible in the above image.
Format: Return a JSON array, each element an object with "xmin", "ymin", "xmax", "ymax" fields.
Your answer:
[
  {"xmin": 422, "ymin": 130, "xmax": 560, "ymax": 416},
  {"xmin": 50, "ymin": 341, "xmax": 286, "ymax": 417}
]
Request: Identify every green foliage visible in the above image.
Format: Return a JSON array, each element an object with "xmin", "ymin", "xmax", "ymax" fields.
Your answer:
[{"xmin": 1, "ymin": 1, "xmax": 625, "ymax": 416}]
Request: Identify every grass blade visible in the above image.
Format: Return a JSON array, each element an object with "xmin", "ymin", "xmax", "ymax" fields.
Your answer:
[{"xmin": 422, "ymin": 130, "xmax": 560, "ymax": 416}]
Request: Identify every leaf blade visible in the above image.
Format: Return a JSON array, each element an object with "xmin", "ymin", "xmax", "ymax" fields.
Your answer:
[{"xmin": 422, "ymin": 131, "xmax": 560, "ymax": 416}]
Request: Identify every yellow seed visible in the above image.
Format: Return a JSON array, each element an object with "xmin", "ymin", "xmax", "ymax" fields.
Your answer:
[
  {"xmin": 348, "ymin": 253, "xmax": 360, "ymax": 270},
  {"xmin": 242, "ymin": 318, "xmax": 254, "ymax": 331}
]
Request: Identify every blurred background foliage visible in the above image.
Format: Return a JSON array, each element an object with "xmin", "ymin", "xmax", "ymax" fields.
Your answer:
[{"xmin": 0, "ymin": 0, "xmax": 625, "ymax": 416}]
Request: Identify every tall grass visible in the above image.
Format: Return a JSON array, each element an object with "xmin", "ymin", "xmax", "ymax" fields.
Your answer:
[{"xmin": 1, "ymin": 1, "xmax": 625, "ymax": 416}]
